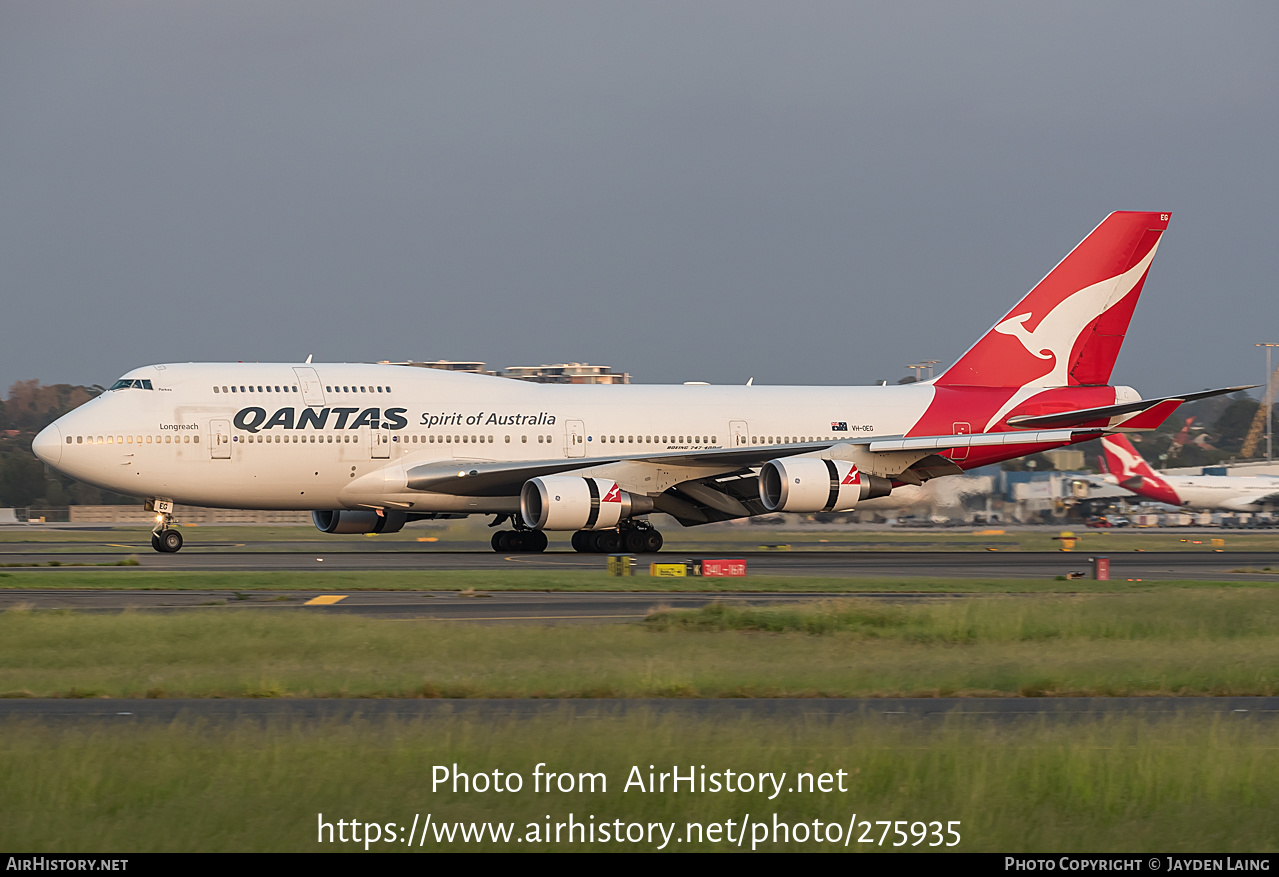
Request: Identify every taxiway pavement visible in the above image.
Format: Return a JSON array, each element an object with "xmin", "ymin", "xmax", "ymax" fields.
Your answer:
[
  {"xmin": 2, "ymin": 546, "xmax": 1276, "ymax": 580},
  {"xmin": 2, "ymin": 696, "xmax": 1275, "ymax": 724}
]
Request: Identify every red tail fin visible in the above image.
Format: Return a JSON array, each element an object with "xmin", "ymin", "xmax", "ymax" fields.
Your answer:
[
  {"xmin": 937, "ymin": 212, "xmax": 1169, "ymax": 389},
  {"xmin": 1100, "ymin": 435, "xmax": 1159, "ymax": 481},
  {"xmin": 1100, "ymin": 435, "xmax": 1182, "ymax": 505}
]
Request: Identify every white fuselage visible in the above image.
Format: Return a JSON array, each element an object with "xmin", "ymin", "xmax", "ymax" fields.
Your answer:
[
  {"xmin": 1150, "ymin": 475, "xmax": 1279, "ymax": 512},
  {"xmin": 35, "ymin": 362, "xmax": 934, "ymax": 513},
  {"xmin": 1098, "ymin": 472, "xmax": 1279, "ymax": 511}
]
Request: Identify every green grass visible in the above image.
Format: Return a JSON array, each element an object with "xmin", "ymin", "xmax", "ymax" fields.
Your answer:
[
  {"xmin": 644, "ymin": 593, "xmax": 1279, "ymax": 639},
  {"xmin": 5, "ymin": 590, "xmax": 1279, "ymax": 698},
  {"xmin": 1, "ymin": 568, "xmax": 1277, "ymax": 592},
  {"xmin": 2, "ymin": 712, "xmax": 1277, "ymax": 851}
]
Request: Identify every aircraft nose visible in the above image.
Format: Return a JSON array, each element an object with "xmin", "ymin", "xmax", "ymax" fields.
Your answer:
[{"xmin": 32, "ymin": 424, "xmax": 63, "ymax": 467}]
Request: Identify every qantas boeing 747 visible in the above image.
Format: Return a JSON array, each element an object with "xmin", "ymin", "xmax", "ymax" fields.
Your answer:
[{"xmin": 31, "ymin": 211, "xmax": 1247, "ymax": 554}]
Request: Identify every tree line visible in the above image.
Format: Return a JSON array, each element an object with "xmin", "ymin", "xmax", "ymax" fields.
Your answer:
[{"xmin": 0, "ymin": 381, "xmax": 136, "ymax": 508}]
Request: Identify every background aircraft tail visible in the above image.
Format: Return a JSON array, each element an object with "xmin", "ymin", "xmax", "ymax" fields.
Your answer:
[
  {"xmin": 1100, "ymin": 434, "xmax": 1182, "ymax": 505},
  {"xmin": 1100, "ymin": 434, "xmax": 1159, "ymax": 482},
  {"xmin": 936, "ymin": 211, "xmax": 1170, "ymax": 389}
]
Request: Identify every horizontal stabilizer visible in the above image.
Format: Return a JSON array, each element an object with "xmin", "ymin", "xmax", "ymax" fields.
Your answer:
[
  {"xmin": 869, "ymin": 428, "xmax": 1100, "ymax": 453},
  {"xmin": 1004, "ymin": 385, "xmax": 1254, "ymax": 430}
]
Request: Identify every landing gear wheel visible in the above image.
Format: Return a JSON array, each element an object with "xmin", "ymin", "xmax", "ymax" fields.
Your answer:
[
  {"xmin": 618, "ymin": 524, "xmax": 663, "ymax": 553},
  {"xmin": 157, "ymin": 529, "xmax": 183, "ymax": 553},
  {"xmin": 638, "ymin": 529, "xmax": 663, "ymax": 553},
  {"xmin": 592, "ymin": 530, "xmax": 622, "ymax": 553},
  {"xmin": 151, "ymin": 533, "xmax": 163, "ymax": 553},
  {"xmin": 493, "ymin": 530, "xmax": 547, "ymax": 553},
  {"xmin": 571, "ymin": 531, "xmax": 591, "ymax": 553}
]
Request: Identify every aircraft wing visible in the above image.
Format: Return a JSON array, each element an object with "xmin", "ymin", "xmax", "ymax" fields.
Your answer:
[
  {"xmin": 404, "ymin": 427, "xmax": 1105, "ymax": 499},
  {"xmin": 1004, "ymin": 385, "xmax": 1254, "ymax": 431},
  {"xmin": 405, "ymin": 441, "xmax": 836, "ymax": 497},
  {"xmin": 1237, "ymin": 492, "xmax": 1279, "ymax": 509}
]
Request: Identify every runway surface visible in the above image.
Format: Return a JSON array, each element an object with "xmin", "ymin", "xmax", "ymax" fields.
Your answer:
[
  {"xmin": 2, "ymin": 696, "xmax": 1276, "ymax": 724},
  {"xmin": 3, "ymin": 545, "xmax": 1277, "ymax": 580}
]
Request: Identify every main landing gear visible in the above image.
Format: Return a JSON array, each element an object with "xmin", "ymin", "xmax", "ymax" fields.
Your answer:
[
  {"xmin": 572, "ymin": 522, "xmax": 664, "ymax": 554},
  {"xmin": 490, "ymin": 528, "xmax": 548, "ymax": 553},
  {"xmin": 151, "ymin": 513, "xmax": 183, "ymax": 553}
]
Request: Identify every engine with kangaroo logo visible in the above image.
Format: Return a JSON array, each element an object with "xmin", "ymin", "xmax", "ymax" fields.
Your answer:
[
  {"xmin": 759, "ymin": 459, "xmax": 890, "ymax": 513},
  {"xmin": 521, "ymin": 476, "xmax": 655, "ymax": 531}
]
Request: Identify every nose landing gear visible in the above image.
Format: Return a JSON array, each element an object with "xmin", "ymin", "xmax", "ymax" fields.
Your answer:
[{"xmin": 151, "ymin": 512, "xmax": 183, "ymax": 553}]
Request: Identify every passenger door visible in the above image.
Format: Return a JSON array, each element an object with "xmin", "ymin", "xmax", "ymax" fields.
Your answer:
[
  {"xmin": 293, "ymin": 367, "xmax": 326, "ymax": 408},
  {"xmin": 370, "ymin": 430, "xmax": 390, "ymax": 459},
  {"xmin": 567, "ymin": 420, "xmax": 586, "ymax": 457},
  {"xmin": 730, "ymin": 421, "xmax": 749, "ymax": 447},
  {"xmin": 210, "ymin": 419, "xmax": 231, "ymax": 460}
]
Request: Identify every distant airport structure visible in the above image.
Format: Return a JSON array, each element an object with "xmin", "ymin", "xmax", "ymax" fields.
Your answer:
[{"xmin": 381, "ymin": 360, "xmax": 631, "ymax": 385}]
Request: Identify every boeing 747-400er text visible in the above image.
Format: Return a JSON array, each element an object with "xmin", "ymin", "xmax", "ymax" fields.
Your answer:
[
  {"xmin": 31, "ymin": 211, "xmax": 1248, "ymax": 554},
  {"xmin": 1095, "ymin": 434, "xmax": 1279, "ymax": 512}
]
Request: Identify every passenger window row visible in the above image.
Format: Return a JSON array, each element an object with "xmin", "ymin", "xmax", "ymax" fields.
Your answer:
[
  {"xmin": 405, "ymin": 435, "xmax": 496, "ymax": 444},
  {"xmin": 236, "ymin": 434, "xmax": 354, "ymax": 443},
  {"xmin": 230, "ymin": 434, "xmax": 507, "ymax": 444},
  {"xmin": 752, "ymin": 436, "xmax": 829, "ymax": 444},
  {"xmin": 213, "ymin": 384, "xmax": 393, "ymax": 394},
  {"xmin": 593, "ymin": 435, "xmax": 718, "ymax": 445},
  {"xmin": 69, "ymin": 431, "xmax": 831, "ymax": 450},
  {"xmin": 70, "ymin": 435, "xmax": 196, "ymax": 445},
  {"xmin": 215, "ymin": 385, "xmax": 298, "ymax": 394}
]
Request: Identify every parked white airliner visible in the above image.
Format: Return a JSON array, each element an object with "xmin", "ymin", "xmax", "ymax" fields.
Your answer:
[
  {"xmin": 1096, "ymin": 435, "xmax": 1279, "ymax": 512},
  {"xmin": 31, "ymin": 212, "xmax": 1245, "ymax": 554}
]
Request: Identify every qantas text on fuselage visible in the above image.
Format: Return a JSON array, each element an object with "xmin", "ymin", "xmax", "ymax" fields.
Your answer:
[{"xmin": 32, "ymin": 212, "xmax": 1247, "ymax": 554}]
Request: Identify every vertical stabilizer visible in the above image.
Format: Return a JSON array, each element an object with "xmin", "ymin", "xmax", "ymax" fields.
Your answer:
[
  {"xmin": 936, "ymin": 212, "xmax": 1169, "ymax": 389},
  {"xmin": 1100, "ymin": 434, "xmax": 1182, "ymax": 506}
]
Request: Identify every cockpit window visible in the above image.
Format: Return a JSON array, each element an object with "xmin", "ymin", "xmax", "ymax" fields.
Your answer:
[{"xmin": 109, "ymin": 379, "xmax": 154, "ymax": 390}]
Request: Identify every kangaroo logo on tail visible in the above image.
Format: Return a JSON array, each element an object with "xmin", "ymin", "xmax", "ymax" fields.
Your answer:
[
  {"xmin": 989, "ymin": 243, "xmax": 1160, "ymax": 390},
  {"xmin": 1100, "ymin": 435, "xmax": 1181, "ymax": 506},
  {"xmin": 907, "ymin": 212, "xmax": 1171, "ymax": 438},
  {"xmin": 936, "ymin": 212, "xmax": 1169, "ymax": 391}
]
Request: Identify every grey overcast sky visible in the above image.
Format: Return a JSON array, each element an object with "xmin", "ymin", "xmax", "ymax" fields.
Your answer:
[{"xmin": 2, "ymin": 2, "xmax": 1276, "ymax": 397}]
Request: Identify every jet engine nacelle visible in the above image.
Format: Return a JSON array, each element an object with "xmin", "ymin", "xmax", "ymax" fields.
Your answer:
[
  {"xmin": 759, "ymin": 457, "xmax": 890, "ymax": 513},
  {"xmin": 312, "ymin": 509, "xmax": 407, "ymax": 534},
  {"xmin": 521, "ymin": 476, "xmax": 655, "ymax": 531}
]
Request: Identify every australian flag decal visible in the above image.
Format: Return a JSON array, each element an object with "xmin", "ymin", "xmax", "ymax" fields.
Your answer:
[{"xmin": 831, "ymin": 421, "xmax": 848, "ymax": 431}]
